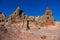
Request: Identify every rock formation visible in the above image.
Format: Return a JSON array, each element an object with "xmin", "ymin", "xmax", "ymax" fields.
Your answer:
[
  {"xmin": 0, "ymin": 6, "xmax": 56, "ymax": 30},
  {"xmin": 0, "ymin": 6, "xmax": 59, "ymax": 40},
  {"xmin": 0, "ymin": 12, "xmax": 6, "ymax": 22}
]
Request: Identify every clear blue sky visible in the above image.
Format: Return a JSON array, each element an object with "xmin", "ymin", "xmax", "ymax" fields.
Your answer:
[{"xmin": 0, "ymin": 0, "xmax": 60, "ymax": 21}]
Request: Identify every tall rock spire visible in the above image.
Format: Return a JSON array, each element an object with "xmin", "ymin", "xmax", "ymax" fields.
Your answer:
[
  {"xmin": 15, "ymin": 6, "xmax": 20, "ymax": 14},
  {"xmin": 8, "ymin": 6, "xmax": 25, "ymax": 22},
  {"xmin": 12, "ymin": 6, "xmax": 20, "ymax": 16},
  {"xmin": 46, "ymin": 7, "xmax": 52, "ymax": 16},
  {"xmin": 44, "ymin": 7, "xmax": 55, "ymax": 26},
  {"xmin": 8, "ymin": 6, "xmax": 20, "ymax": 21}
]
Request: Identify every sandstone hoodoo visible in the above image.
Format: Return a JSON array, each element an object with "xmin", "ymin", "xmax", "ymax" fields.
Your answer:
[{"xmin": 0, "ymin": 6, "xmax": 59, "ymax": 40}]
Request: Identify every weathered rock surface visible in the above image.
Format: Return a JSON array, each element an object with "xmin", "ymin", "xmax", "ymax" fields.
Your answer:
[{"xmin": 0, "ymin": 6, "xmax": 60, "ymax": 40}]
